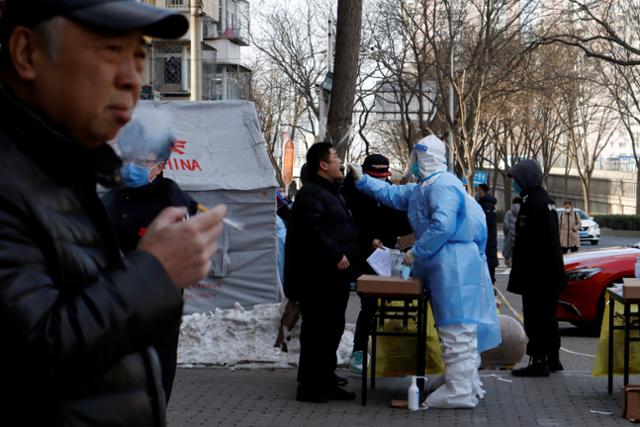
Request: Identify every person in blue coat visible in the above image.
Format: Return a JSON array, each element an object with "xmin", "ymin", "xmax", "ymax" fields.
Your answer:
[{"xmin": 348, "ymin": 135, "xmax": 500, "ymax": 408}]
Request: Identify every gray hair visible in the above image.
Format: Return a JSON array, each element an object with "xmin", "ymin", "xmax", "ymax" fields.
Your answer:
[{"xmin": 32, "ymin": 16, "xmax": 64, "ymax": 61}]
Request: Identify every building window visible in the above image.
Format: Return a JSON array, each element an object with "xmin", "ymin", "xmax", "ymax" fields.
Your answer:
[{"xmin": 166, "ymin": 0, "xmax": 187, "ymax": 8}]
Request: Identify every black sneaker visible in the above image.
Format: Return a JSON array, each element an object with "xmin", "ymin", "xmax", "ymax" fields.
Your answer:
[
  {"xmin": 548, "ymin": 358, "xmax": 564, "ymax": 372},
  {"xmin": 327, "ymin": 387, "xmax": 356, "ymax": 401},
  {"xmin": 333, "ymin": 374, "xmax": 348, "ymax": 387},
  {"xmin": 296, "ymin": 386, "xmax": 328, "ymax": 403},
  {"xmin": 512, "ymin": 359, "xmax": 550, "ymax": 377}
]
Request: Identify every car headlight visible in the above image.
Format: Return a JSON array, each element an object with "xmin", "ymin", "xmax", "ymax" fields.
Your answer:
[{"xmin": 566, "ymin": 267, "xmax": 602, "ymax": 281}]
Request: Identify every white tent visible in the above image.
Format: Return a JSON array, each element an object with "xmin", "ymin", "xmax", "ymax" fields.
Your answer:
[{"xmin": 136, "ymin": 100, "xmax": 282, "ymax": 314}]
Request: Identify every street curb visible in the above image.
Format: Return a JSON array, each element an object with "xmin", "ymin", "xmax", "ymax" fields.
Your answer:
[{"xmin": 601, "ymin": 228, "xmax": 640, "ymax": 238}]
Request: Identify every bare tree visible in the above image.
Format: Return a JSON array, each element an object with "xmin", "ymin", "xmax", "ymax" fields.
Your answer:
[
  {"xmin": 603, "ymin": 60, "xmax": 640, "ymax": 213},
  {"xmin": 559, "ymin": 60, "xmax": 618, "ymax": 213},
  {"xmin": 547, "ymin": 1, "xmax": 640, "ymax": 66},
  {"xmin": 252, "ymin": 0, "xmax": 334, "ymax": 138}
]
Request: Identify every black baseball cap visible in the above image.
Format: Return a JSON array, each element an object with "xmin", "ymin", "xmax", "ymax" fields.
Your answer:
[
  {"xmin": 1, "ymin": 0, "xmax": 189, "ymax": 41},
  {"xmin": 362, "ymin": 154, "xmax": 392, "ymax": 178}
]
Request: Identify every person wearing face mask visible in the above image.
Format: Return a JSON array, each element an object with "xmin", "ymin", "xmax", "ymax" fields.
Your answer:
[
  {"xmin": 101, "ymin": 112, "xmax": 198, "ymax": 402},
  {"xmin": 348, "ymin": 135, "xmax": 500, "ymax": 408},
  {"xmin": 559, "ymin": 200, "xmax": 580, "ymax": 254},
  {"xmin": 507, "ymin": 160, "xmax": 566, "ymax": 377}
]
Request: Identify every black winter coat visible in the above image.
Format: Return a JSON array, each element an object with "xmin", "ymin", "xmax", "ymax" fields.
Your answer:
[
  {"xmin": 507, "ymin": 161, "xmax": 566, "ymax": 295},
  {"xmin": 342, "ymin": 173, "xmax": 412, "ymax": 266},
  {"xmin": 284, "ymin": 175, "xmax": 361, "ymax": 301},
  {"xmin": 102, "ymin": 177, "xmax": 198, "ymax": 253},
  {"xmin": 477, "ymin": 193, "xmax": 499, "ymax": 268},
  {"xmin": 0, "ymin": 83, "xmax": 183, "ymax": 426}
]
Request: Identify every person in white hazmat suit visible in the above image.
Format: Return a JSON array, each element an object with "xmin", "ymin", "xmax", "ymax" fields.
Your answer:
[{"xmin": 348, "ymin": 135, "xmax": 501, "ymax": 408}]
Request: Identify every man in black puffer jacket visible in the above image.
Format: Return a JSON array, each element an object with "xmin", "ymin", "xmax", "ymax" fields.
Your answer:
[
  {"xmin": 475, "ymin": 183, "xmax": 499, "ymax": 283},
  {"xmin": 284, "ymin": 142, "xmax": 361, "ymax": 403},
  {"xmin": 0, "ymin": 2, "xmax": 227, "ymax": 425}
]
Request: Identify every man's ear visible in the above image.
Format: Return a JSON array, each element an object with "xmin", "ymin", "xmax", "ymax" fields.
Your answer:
[
  {"xmin": 319, "ymin": 160, "xmax": 329, "ymax": 172},
  {"xmin": 8, "ymin": 27, "xmax": 39, "ymax": 81}
]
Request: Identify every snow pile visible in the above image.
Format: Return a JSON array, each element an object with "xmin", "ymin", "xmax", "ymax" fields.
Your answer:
[{"xmin": 177, "ymin": 302, "xmax": 355, "ymax": 369}]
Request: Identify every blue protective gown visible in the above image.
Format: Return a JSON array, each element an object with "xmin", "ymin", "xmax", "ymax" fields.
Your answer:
[{"xmin": 356, "ymin": 173, "xmax": 501, "ymax": 352}]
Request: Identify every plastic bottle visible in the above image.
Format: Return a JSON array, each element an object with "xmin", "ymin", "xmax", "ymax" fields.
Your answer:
[
  {"xmin": 635, "ymin": 256, "xmax": 640, "ymax": 278},
  {"xmin": 408, "ymin": 376, "xmax": 420, "ymax": 411}
]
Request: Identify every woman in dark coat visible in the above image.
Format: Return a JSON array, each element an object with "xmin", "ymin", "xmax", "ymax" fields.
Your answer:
[{"xmin": 102, "ymin": 112, "xmax": 197, "ymax": 402}]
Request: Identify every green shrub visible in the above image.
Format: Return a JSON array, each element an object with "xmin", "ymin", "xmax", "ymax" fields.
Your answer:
[{"xmin": 593, "ymin": 215, "xmax": 640, "ymax": 231}]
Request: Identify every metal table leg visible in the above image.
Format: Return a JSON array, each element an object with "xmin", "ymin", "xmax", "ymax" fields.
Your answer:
[
  {"xmin": 608, "ymin": 295, "xmax": 614, "ymax": 394},
  {"xmin": 361, "ymin": 332, "xmax": 368, "ymax": 406},
  {"xmin": 625, "ymin": 302, "xmax": 631, "ymax": 386}
]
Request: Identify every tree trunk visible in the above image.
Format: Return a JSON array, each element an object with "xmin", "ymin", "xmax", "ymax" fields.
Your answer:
[
  {"xmin": 327, "ymin": 0, "xmax": 363, "ymax": 159},
  {"xmin": 636, "ymin": 167, "xmax": 640, "ymax": 215},
  {"xmin": 503, "ymin": 173, "xmax": 512, "ymax": 209},
  {"xmin": 580, "ymin": 178, "xmax": 590, "ymax": 214}
]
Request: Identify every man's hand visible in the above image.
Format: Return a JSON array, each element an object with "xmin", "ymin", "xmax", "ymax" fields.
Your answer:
[
  {"xmin": 403, "ymin": 249, "xmax": 415, "ymax": 266},
  {"xmin": 137, "ymin": 204, "xmax": 227, "ymax": 289},
  {"xmin": 371, "ymin": 239, "xmax": 384, "ymax": 250},
  {"xmin": 337, "ymin": 255, "xmax": 350, "ymax": 270},
  {"xmin": 347, "ymin": 163, "xmax": 363, "ymax": 181}
]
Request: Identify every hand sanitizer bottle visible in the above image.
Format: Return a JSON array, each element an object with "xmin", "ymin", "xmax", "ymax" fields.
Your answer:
[{"xmin": 408, "ymin": 376, "xmax": 420, "ymax": 411}]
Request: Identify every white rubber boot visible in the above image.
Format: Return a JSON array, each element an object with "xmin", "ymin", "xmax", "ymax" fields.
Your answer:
[{"xmin": 424, "ymin": 324, "xmax": 480, "ymax": 408}]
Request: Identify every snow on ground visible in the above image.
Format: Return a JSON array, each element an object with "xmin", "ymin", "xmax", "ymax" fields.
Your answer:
[{"xmin": 177, "ymin": 302, "xmax": 355, "ymax": 369}]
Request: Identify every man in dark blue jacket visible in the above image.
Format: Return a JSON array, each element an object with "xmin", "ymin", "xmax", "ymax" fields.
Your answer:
[{"xmin": 284, "ymin": 142, "xmax": 361, "ymax": 403}]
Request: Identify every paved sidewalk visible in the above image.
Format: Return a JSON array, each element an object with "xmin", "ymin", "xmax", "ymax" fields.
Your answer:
[
  {"xmin": 167, "ymin": 264, "xmax": 634, "ymax": 426},
  {"xmin": 167, "ymin": 366, "xmax": 630, "ymax": 426}
]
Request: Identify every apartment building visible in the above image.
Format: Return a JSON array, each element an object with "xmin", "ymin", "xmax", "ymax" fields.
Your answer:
[{"xmin": 142, "ymin": 0, "xmax": 252, "ymax": 101}]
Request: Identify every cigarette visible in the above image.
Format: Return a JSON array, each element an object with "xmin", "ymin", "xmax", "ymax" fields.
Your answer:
[
  {"xmin": 222, "ymin": 217, "xmax": 245, "ymax": 232},
  {"xmin": 197, "ymin": 203, "xmax": 244, "ymax": 232}
]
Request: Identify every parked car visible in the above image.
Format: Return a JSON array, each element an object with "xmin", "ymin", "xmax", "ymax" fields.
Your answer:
[
  {"xmin": 557, "ymin": 244, "xmax": 640, "ymax": 331},
  {"xmin": 556, "ymin": 208, "xmax": 600, "ymax": 245}
]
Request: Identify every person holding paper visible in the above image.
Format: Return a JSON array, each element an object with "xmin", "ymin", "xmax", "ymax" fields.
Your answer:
[
  {"xmin": 348, "ymin": 135, "xmax": 500, "ymax": 409},
  {"xmin": 342, "ymin": 153, "xmax": 411, "ymax": 373}
]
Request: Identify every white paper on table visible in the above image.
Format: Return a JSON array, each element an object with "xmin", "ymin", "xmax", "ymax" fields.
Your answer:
[{"xmin": 367, "ymin": 247, "xmax": 392, "ymax": 277}]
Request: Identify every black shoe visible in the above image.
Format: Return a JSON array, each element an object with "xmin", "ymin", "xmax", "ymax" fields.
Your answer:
[
  {"xmin": 548, "ymin": 358, "xmax": 564, "ymax": 372},
  {"xmin": 327, "ymin": 387, "xmax": 356, "ymax": 401},
  {"xmin": 333, "ymin": 374, "xmax": 348, "ymax": 387},
  {"xmin": 296, "ymin": 386, "xmax": 328, "ymax": 403},
  {"xmin": 512, "ymin": 358, "xmax": 549, "ymax": 377}
]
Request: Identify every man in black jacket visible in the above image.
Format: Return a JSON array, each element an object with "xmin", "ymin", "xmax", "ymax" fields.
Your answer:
[
  {"xmin": 284, "ymin": 142, "xmax": 361, "ymax": 403},
  {"xmin": 0, "ymin": 2, "xmax": 226, "ymax": 425},
  {"xmin": 475, "ymin": 183, "xmax": 499, "ymax": 283},
  {"xmin": 507, "ymin": 160, "xmax": 566, "ymax": 377},
  {"xmin": 342, "ymin": 154, "xmax": 411, "ymax": 373}
]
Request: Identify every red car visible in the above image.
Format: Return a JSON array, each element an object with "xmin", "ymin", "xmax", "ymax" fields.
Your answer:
[{"xmin": 557, "ymin": 245, "xmax": 640, "ymax": 331}]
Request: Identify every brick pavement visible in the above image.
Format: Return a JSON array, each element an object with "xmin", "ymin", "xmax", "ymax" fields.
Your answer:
[
  {"xmin": 167, "ymin": 366, "xmax": 631, "ymax": 426},
  {"xmin": 167, "ymin": 262, "xmax": 635, "ymax": 426}
]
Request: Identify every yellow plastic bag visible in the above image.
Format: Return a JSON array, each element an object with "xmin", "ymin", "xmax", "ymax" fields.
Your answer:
[
  {"xmin": 374, "ymin": 301, "xmax": 445, "ymax": 377},
  {"xmin": 592, "ymin": 294, "xmax": 640, "ymax": 376}
]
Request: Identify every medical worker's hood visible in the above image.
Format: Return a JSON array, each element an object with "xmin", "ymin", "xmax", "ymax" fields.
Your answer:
[
  {"xmin": 509, "ymin": 159, "xmax": 543, "ymax": 191},
  {"xmin": 411, "ymin": 135, "xmax": 447, "ymax": 179}
]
